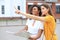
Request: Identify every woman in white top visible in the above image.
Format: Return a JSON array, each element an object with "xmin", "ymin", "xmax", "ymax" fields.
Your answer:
[
  {"xmin": 26, "ymin": 19, "xmax": 43, "ymax": 40},
  {"xmin": 16, "ymin": 5, "xmax": 44, "ymax": 40}
]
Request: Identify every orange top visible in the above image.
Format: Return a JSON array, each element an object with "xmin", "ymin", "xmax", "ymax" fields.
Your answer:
[{"xmin": 44, "ymin": 15, "xmax": 57, "ymax": 40}]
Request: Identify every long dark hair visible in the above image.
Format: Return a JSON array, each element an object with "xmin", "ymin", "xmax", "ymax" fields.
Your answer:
[
  {"xmin": 41, "ymin": 4, "xmax": 56, "ymax": 22},
  {"xmin": 29, "ymin": 5, "xmax": 42, "ymax": 16}
]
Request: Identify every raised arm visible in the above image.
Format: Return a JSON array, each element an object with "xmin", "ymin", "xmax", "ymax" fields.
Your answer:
[
  {"xmin": 15, "ymin": 10, "xmax": 45, "ymax": 22},
  {"xmin": 16, "ymin": 25, "xmax": 28, "ymax": 34}
]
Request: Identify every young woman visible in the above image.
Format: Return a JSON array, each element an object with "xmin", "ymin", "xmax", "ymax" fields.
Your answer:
[
  {"xmin": 16, "ymin": 5, "xmax": 44, "ymax": 40},
  {"xmin": 15, "ymin": 4, "xmax": 57, "ymax": 40}
]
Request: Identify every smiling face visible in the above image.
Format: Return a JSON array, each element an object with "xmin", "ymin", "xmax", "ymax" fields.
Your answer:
[
  {"xmin": 32, "ymin": 6, "xmax": 40, "ymax": 15},
  {"xmin": 41, "ymin": 6, "xmax": 49, "ymax": 16},
  {"xmin": 29, "ymin": 5, "xmax": 42, "ymax": 16}
]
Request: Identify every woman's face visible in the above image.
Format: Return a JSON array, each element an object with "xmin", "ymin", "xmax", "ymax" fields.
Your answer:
[
  {"xmin": 32, "ymin": 7, "xmax": 39, "ymax": 15},
  {"xmin": 41, "ymin": 6, "xmax": 49, "ymax": 15}
]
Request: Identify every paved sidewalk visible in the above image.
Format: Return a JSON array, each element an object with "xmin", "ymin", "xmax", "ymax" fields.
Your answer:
[{"xmin": 0, "ymin": 23, "xmax": 60, "ymax": 40}]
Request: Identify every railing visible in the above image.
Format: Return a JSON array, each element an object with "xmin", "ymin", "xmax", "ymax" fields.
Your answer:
[
  {"xmin": 0, "ymin": 17, "xmax": 27, "ymax": 27},
  {"xmin": 56, "ymin": 19, "xmax": 60, "ymax": 24}
]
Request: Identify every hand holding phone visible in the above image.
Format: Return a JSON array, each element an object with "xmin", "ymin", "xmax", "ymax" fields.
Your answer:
[{"xmin": 14, "ymin": 6, "xmax": 20, "ymax": 14}]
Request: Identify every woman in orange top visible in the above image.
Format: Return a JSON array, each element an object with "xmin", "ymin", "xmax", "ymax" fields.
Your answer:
[{"xmin": 15, "ymin": 3, "xmax": 57, "ymax": 40}]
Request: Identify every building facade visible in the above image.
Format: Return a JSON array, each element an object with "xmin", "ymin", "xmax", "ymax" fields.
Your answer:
[
  {"xmin": 26, "ymin": 0, "xmax": 60, "ymax": 19},
  {"xmin": 0, "ymin": 0, "xmax": 60, "ymax": 18},
  {"xmin": 0, "ymin": 0, "xmax": 26, "ymax": 17}
]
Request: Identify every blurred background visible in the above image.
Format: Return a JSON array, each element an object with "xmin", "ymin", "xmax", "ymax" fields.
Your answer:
[{"xmin": 0, "ymin": 0, "xmax": 60, "ymax": 40}]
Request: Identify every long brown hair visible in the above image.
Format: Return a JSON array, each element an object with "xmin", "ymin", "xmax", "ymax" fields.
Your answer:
[
  {"xmin": 41, "ymin": 4, "xmax": 56, "ymax": 22},
  {"xmin": 41, "ymin": 4, "xmax": 53, "ymax": 16}
]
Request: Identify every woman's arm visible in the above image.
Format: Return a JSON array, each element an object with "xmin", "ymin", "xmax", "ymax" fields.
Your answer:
[
  {"xmin": 29, "ymin": 29, "xmax": 43, "ymax": 39},
  {"xmin": 15, "ymin": 10, "xmax": 45, "ymax": 22},
  {"xmin": 16, "ymin": 25, "xmax": 28, "ymax": 33}
]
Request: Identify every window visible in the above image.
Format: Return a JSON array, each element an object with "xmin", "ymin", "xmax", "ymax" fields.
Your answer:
[
  {"xmin": 1, "ymin": 5, "xmax": 5, "ymax": 14},
  {"xmin": 45, "ymin": 0, "xmax": 58, "ymax": 2},
  {"xmin": 56, "ymin": 5, "xmax": 60, "ymax": 13},
  {"xmin": 27, "ymin": 3, "xmax": 33, "ymax": 12},
  {"xmin": 28, "ymin": 5, "xmax": 32, "ymax": 10}
]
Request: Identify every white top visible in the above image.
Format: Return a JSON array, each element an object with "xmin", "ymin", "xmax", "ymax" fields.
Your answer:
[{"xmin": 26, "ymin": 19, "xmax": 44, "ymax": 35}]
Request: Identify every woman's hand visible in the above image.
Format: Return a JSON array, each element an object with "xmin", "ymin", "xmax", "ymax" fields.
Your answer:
[
  {"xmin": 15, "ymin": 29, "xmax": 27, "ymax": 35},
  {"xmin": 15, "ymin": 29, "xmax": 23, "ymax": 35},
  {"xmin": 14, "ymin": 7, "xmax": 22, "ymax": 14},
  {"xmin": 15, "ymin": 10, "xmax": 21, "ymax": 14},
  {"xmin": 14, "ymin": 31, "xmax": 20, "ymax": 35}
]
